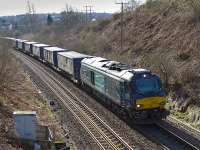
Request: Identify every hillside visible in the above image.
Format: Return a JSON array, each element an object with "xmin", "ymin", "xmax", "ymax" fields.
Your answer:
[{"xmin": 27, "ymin": 0, "xmax": 200, "ymax": 127}]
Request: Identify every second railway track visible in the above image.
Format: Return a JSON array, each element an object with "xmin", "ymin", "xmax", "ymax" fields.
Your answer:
[
  {"xmin": 132, "ymin": 122, "xmax": 199, "ymax": 150},
  {"xmin": 15, "ymin": 51, "xmax": 134, "ymax": 150}
]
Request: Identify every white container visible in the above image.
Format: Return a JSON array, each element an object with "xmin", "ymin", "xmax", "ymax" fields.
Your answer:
[
  {"xmin": 18, "ymin": 40, "xmax": 27, "ymax": 50},
  {"xmin": 32, "ymin": 43, "xmax": 50, "ymax": 58},
  {"xmin": 24, "ymin": 42, "xmax": 37, "ymax": 53}
]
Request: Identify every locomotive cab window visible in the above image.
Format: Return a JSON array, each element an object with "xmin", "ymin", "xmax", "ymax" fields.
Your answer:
[
  {"xmin": 94, "ymin": 72, "xmax": 105, "ymax": 92},
  {"xmin": 133, "ymin": 74, "xmax": 162, "ymax": 95},
  {"xmin": 91, "ymin": 71, "xmax": 95, "ymax": 85}
]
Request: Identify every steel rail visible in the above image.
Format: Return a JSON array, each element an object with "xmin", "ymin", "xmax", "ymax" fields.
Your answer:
[{"xmin": 155, "ymin": 122, "xmax": 199, "ymax": 150}]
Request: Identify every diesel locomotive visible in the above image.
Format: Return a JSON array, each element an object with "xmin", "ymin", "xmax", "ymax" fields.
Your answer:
[{"xmin": 81, "ymin": 57, "xmax": 167, "ymax": 121}]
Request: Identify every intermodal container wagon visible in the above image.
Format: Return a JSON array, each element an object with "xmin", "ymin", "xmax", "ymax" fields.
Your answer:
[
  {"xmin": 32, "ymin": 43, "xmax": 51, "ymax": 60},
  {"xmin": 24, "ymin": 41, "xmax": 38, "ymax": 54},
  {"xmin": 57, "ymin": 51, "xmax": 91, "ymax": 82},
  {"xmin": 18, "ymin": 40, "xmax": 27, "ymax": 51},
  {"xmin": 43, "ymin": 47, "xmax": 68, "ymax": 67}
]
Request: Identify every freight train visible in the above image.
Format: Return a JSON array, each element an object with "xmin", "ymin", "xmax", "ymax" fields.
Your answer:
[{"xmin": 10, "ymin": 38, "xmax": 168, "ymax": 123}]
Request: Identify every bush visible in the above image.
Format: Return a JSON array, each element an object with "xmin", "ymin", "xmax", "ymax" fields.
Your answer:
[
  {"xmin": 0, "ymin": 97, "xmax": 4, "ymax": 108},
  {"xmin": 92, "ymin": 19, "xmax": 111, "ymax": 32},
  {"xmin": 145, "ymin": 0, "xmax": 162, "ymax": 9},
  {"xmin": 113, "ymin": 13, "xmax": 120, "ymax": 20},
  {"xmin": 191, "ymin": 0, "xmax": 200, "ymax": 21},
  {"xmin": 178, "ymin": 52, "xmax": 190, "ymax": 61}
]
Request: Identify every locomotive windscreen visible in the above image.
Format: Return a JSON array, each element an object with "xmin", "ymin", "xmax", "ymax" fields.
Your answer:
[{"xmin": 134, "ymin": 74, "xmax": 162, "ymax": 95}]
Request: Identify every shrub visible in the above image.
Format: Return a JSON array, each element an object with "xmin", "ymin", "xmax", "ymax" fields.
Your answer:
[
  {"xmin": 145, "ymin": 0, "xmax": 162, "ymax": 9},
  {"xmin": 186, "ymin": 0, "xmax": 200, "ymax": 21},
  {"xmin": 178, "ymin": 52, "xmax": 190, "ymax": 61},
  {"xmin": 92, "ymin": 19, "xmax": 111, "ymax": 32},
  {"xmin": 0, "ymin": 96, "xmax": 4, "ymax": 108},
  {"xmin": 113, "ymin": 13, "xmax": 120, "ymax": 20}
]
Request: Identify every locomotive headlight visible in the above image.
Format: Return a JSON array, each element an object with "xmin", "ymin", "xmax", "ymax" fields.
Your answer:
[
  {"xmin": 136, "ymin": 104, "xmax": 141, "ymax": 108},
  {"xmin": 160, "ymin": 101, "xmax": 166, "ymax": 106}
]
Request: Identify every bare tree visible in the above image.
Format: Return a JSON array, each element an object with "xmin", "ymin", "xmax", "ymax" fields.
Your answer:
[
  {"xmin": 125, "ymin": 0, "xmax": 141, "ymax": 11},
  {"xmin": 60, "ymin": 4, "xmax": 83, "ymax": 28}
]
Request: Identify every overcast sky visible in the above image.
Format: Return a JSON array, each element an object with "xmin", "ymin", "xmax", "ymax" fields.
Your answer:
[{"xmin": 0, "ymin": 0, "xmax": 146, "ymax": 16}]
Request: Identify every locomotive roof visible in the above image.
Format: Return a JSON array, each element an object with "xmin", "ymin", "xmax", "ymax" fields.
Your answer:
[
  {"xmin": 82, "ymin": 57, "xmax": 150, "ymax": 81},
  {"xmin": 17, "ymin": 39, "xmax": 27, "ymax": 42},
  {"xmin": 24, "ymin": 41, "xmax": 38, "ymax": 44},
  {"xmin": 44, "ymin": 46, "xmax": 67, "ymax": 52},
  {"xmin": 33, "ymin": 43, "xmax": 50, "ymax": 47},
  {"xmin": 58, "ymin": 51, "xmax": 90, "ymax": 59}
]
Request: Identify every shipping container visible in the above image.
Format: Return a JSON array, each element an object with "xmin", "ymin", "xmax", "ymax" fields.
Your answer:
[
  {"xmin": 18, "ymin": 40, "xmax": 27, "ymax": 51},
  {"xmin": 43, "ymin": 47, "xmax": 68, "ymax": 67},
  {"xmin": 13, "ymin": 111, "xmax": 37, "ymax": 140},
  {"xmin": 24, "ymin": 41, "xmax": 38, "ymax": 54},
  {"xmin": 32, "ymin": 43, "xmax": 51, "ymax": 60},
  {"xmin": 15, "ymin": 39, "xmax": 21, "ymax": 49},
  {"xmin": 57, "ymin": 51, "xmax": 91, "ymax": 82},
  {"xmin": 14, "ymin": 39, "xmax": 19, "ymax": 49}
]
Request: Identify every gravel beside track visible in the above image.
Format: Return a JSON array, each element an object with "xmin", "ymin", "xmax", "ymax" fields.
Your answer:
[
  {"xmin": 167, "ymin": 116, "xmax": 200, "ymax": 142},
  {"xmin": 133, "ymin": 123, "xmax": 199, "ymax": 150}
]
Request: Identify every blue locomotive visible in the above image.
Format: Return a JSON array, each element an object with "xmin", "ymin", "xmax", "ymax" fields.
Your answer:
[
  {"xmin": 81, "ymin": 57, "xmax": 166, "ymax": 121},
  {"xmin": 13, "ymin": 38, "xmax": 167, "ymax": 123}
]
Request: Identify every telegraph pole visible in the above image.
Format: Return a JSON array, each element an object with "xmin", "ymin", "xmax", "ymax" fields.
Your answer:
[
  {"xmin": 84, "ymin": 5, "xmax": 93, "ymax": 23},
  {"xmin": 116, "ymin": 1, "xmax": 128, "ymax": 51},
  {"xmin": 89, "ymin": 6, "xmax": 93, "ymax": 21},
  {"xmin": 84, "ymin": 5, "xmax": 88, "ymax": 23}
]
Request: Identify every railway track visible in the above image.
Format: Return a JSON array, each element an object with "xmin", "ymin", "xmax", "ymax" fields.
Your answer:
[
  {"xmin": 156, "ymin": 121, "xmax": 200, "ymax": 150},
  {"xmin": 167, "ymin": 116, "xmax": 200, "ymax": 141},
  {"xmin": 14, "ymin": 51, "xmax": 134, "ymax": 150},
  {"xmin": 132, "ymin": 121, "xmax": 199, "ymax": 150}
]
